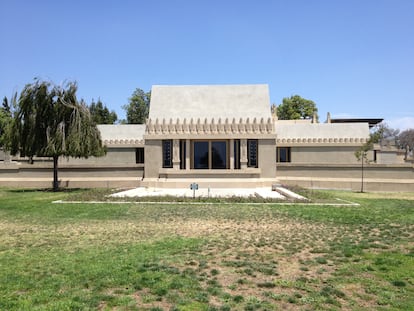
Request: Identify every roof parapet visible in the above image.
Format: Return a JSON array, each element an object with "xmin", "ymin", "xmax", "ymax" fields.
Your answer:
[{"xmin": 145, "ymin": 117, "xmax": 275, "ymax": 137}]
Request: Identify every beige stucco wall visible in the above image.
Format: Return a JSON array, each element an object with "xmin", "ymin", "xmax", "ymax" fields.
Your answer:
[
  {"xmin": 144, "ymin": 140, "xmax": 163, "ymax": 179},
  {"xmin": 62, "ymin": 148, "xmax": 139, "ymax": 165},
  {"xmin": 290, "ymin": 146, "xmax": 360, "ymax": 164},
  {"xmin": 149, "ymin": 85, "xmax": 271, "ymax": 121},
  {"xmin": 277, "ymin": 163, "xmax": 414, "ymax": 192},
  {"xmin": 259, "ymin": 139, "xmax": 276, "ymax": 178},
  {"xmin": 277, "ymin": 163, "xmax": 413, "ymax": 179},
  {"xmin": 377, "ymin": 151, "xmax": 405, "ymax": 164},
  {"xmin": 0, "ymin": 161, "xmax": 144, "ymax": 189}
]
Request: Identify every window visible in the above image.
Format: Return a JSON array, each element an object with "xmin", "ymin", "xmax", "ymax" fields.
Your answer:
[
  {"xmin": 277, "ymin": 147, "xmax": 291, "ymax": 162},
  {"xmin": 247, "ymin": 140, "xmax": 258, "ymax": 168},
  {"xmin": 180, "ymin": 140, "xmax": 186, "ymax": 169},
  {"xmin": 135, "ymin": 147, "xmax": 144, "ymax": 164},
  {"xmin": 234, "ymin": 139, "xmax": 241, "ymax": 169},
  {"xmin": 192, "ymin": 140, "xmax": 228, "ymax": 169},
  {"xmin": 211, "ymin": 141, "xmax": 227, "ymax": 169},
  {"xmin": 162, "ymin": 140, "xmax": 173, "ymax": 168},
  {"xmin": 193, "ymin": 141, "xmax": 209, "ymax": 169}
]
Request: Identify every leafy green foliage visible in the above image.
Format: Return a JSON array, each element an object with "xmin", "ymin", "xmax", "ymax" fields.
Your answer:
[
  {"xmin": 7, "ymin": 79, "xmax": 106, "ymax": 190},
  {"xmin": 354, "ymin": 142, "xmax": 371, "ymax": 163},
  {"xmin": 9, "ymin": 79, "xmax": 105, "ymax": 158},
  {"xmin": 276, "ymin": 95, "xmax": 318, "ymax": 120},
  {"xmin": 123, "ymin": 88, "xmax": 150, "ymax": 124},
  {"xmin": 89, "ymin": 99, "xmax": 117, "ymax": 124},
  {"xmin": 0, "ymin": 96, "xmax": 12, "ymax": 147}
]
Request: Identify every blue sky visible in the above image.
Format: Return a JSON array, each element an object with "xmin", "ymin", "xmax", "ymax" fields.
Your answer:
[{"xmin": 1, "ymin": 0, "xmax": 413, "ymax": 130}]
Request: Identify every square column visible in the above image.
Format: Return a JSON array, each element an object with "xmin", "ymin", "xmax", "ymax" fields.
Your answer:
[
  {"xmin": 172, "ymin": 139, "xmax": 180, "ymax": 170},
  {"xmin": 240, "ymin": 139, "xmax": 248, "ymax": 169},
  {"xmin": 185, "ymin": 139, "xmax": 191, "ymax": 170},
  {"xmin": 229, "ymin": 139, "xmax": 234, "ymax": 169}
]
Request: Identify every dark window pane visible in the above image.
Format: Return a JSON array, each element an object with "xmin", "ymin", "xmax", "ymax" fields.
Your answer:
[
  {"xmin": 277, "ymin": 147, "xmax": 291, "ymax": 162},
  {"xmin": 180, "ymin": 140, "xmax": 186, "ymax": 169},
  {"xmin": 162, "ymin": 140, "xmax": 172, "ymax": 168},
  {"xmin": 234, "ymin": 139, "xmax": 240, "ymax": 169},
  {"xmin": 194, "ymin": 141, "xmax": 209, "ymax": 169},
  {"xmin": 135, "ymin": 148, "xmax": 144, "ymax": 164},
  {"xmin": 248, "ymin": 140, "xmax": 258, "ymax": 168},
  {"xmin": 280, "ymin": 148, "xmax": 287, "ymax": 162},
  {"xmin": 212, "ymin": 141, "xmax": 227, "ymax": 169}
]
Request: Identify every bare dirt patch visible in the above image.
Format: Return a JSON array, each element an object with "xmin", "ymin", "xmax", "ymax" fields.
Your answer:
[{"xmin": 2, "ymin": 198, "xmax": 413, "ymax": 310}]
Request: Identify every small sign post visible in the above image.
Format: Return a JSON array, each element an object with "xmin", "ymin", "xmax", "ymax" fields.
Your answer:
[{"xmin": 190, "ymin": 183, "xmax": 199, "ymax": 199}]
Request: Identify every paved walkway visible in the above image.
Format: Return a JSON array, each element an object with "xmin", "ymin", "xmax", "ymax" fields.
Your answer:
[{"xmin": 110, "ymin": 186, "xmax": 307, "ymax": 200}]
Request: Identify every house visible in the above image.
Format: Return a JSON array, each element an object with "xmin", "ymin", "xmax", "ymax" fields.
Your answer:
[
  {"xmin": 142, "ymin": 84, "xmax": 277, "ymax": 188},
  {"xmin": 0, "ymin": 84, "xmax": 413, "ymax": 191}
]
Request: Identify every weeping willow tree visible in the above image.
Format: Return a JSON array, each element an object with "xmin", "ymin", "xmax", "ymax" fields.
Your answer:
[{"xmin": 9, "ymin": 79, "xmax": 105, "ymax": 191}]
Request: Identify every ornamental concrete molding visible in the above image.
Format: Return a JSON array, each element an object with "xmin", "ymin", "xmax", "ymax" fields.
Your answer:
[
  {"xmin": 98, "ymin": 124, "xmax": 146, "ymax": 147},
  {"xmin": 102, "ymin": 139, "xmax": 144, "ymax": 146},
  {"xmin": 276, "ymin": 137, "xmax": 369, "ymax": 144},
  {"xmin": 145, "ymin": 117, "xmax": 275, "ymax": 136}
]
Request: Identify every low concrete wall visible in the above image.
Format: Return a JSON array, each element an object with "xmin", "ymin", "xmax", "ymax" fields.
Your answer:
[
  {"xmin": 158, "ymin": 168, "xmax": 261, "ymax": 179},
  {"xmin": 0, "ymin": 162, "xmax": 144, "ymax": 189},
  {"xmin": 1, "ymin": 161, "xmax": 413, "ymax": 192},
  {"xmin": 141, "ymin": 178, "xmax": 278, "ymax": 189},
  {"xmin": 277, "ymin": 163, "xmax": 414, "ymax": 192}
]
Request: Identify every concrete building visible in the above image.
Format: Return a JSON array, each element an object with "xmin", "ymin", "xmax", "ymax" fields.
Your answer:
[
  {"xmin": 0, "ymin": 84, "xmax": 413, "ymax": 191},
  {"xmin": 142, "ymin": 85, "xmax": 277, "ymax": 188}
]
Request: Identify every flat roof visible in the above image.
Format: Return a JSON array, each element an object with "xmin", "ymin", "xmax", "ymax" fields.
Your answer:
[{"xmin": 330, "ymin": 118, "xmax": 383, "ymax": 128}]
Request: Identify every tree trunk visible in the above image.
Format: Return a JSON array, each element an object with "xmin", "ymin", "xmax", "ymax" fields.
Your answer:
[
  {"xmin": 53, "ymin": 155, "xmax": 59, "ymax": 192},
  {"xmin": 360, "ymin": 157, "xmax": 364, "ymax": 193}
]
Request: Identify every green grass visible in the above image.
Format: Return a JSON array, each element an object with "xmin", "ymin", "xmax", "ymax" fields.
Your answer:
[{"xmin": 0, "ymin": 188, "xmax": 413, "ymax": 310}]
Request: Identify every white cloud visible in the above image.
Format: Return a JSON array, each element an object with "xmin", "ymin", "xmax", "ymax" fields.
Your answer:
[{"xmin": 386, "ymin": 117, "xmax": 414, "ymax": 131}]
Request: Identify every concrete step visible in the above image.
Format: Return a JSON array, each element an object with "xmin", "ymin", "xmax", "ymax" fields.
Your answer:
[{"xmin": 141, "ymin": 178, "xmax": 280, "ymax": 189}]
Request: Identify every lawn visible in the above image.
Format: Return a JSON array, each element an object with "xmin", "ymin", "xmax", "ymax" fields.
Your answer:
[{"xmin": 0, "ymin": 188, "xmax": 413, "ymax": 310}]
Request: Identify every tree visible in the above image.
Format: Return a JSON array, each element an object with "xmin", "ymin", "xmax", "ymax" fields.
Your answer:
[
  {"xmin": 276, "ymin": 95, "xmax": 318, "ymax": 120},
  {"xmin": 355, "ymin": 141, "xmax": 372, "ymax": 193},
  {"xmin": 370, "ymin": 122, "xmax": 399, "ymax": 144},
  {"xmin": 354, "ymin": 122, "xmax": 398, "ymax": 192},
  {"xmin": 89, "ymin": 99, "xmax": 118, "ymax": 124},
  {"xmin": 398, "ymin": 128, "xmax": 414, "ymax": 159},
  {"xmin": 8, "ymin": 79, "xmax": 106, "ymax": 191},
  {"xmin": 0, "ymin": 96, "xmax": 13, "ymax": 148},
  {"xmin": 123, "ymin": 88, "xmax": 150, "ymax": 124}
]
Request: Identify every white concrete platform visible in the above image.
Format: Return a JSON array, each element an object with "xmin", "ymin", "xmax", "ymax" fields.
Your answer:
[{"xmin": 110, "ymin": 186, "xmax": 287, "ymax": 199}]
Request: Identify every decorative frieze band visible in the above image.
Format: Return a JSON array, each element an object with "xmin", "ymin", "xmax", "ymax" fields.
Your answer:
[
  {"xmin": 276, "ymin": 137, "xmax": 368, "ymax": 144},
  {"xmin": 145, "ymin": 117, "xmax": 274, "ymax": 135},
  {"xmin": 102, "ymin": 139, "xmax": 144, "ymax": 146}
]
